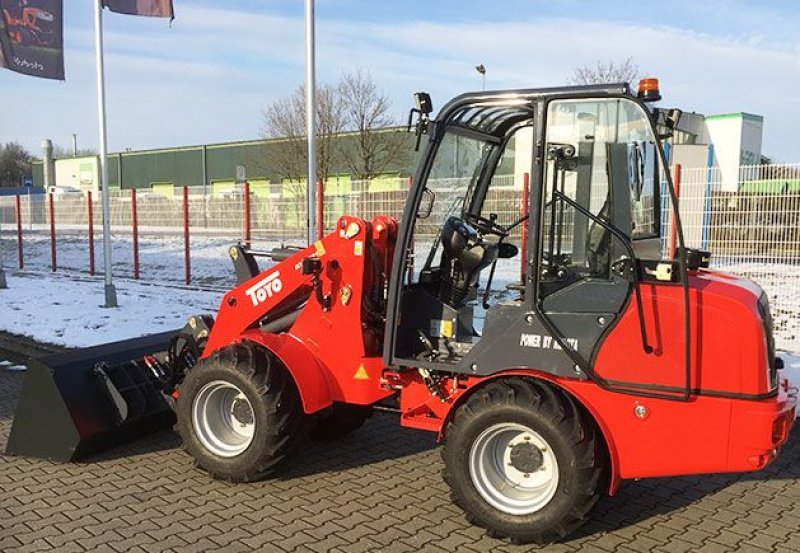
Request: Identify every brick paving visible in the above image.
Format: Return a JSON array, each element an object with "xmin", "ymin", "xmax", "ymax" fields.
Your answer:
[{"xmin": 1, "ymin": 368, "xmax": 799, "ymax": 552}]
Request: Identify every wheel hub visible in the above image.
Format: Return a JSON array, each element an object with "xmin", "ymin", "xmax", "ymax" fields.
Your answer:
[
  {"xmin": 509, "ymin": 442, "xmax": 544, "ymax": 473},
  {"xmin": 192, "ymin": 380, "xmax": 256, "ymax": 458},
  {"xmin": 468, "ymin": 423, "xmax": 560, "ymax": 515},
  {"xmin": 231, "ymin": 397, "xmax": 254, "ymax": 425}
]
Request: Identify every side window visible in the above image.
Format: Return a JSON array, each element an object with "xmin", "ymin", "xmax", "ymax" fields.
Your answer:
[
  {"xmin": 629, "ymin": 141, "xmax": 659, "ymax": 239},
  {"xmin": 411, "ymin": 131, "xmax": 493, "ymax": 280},
  {"xmin": 540, "ymin": 98, "xmax": 660, "ymax": 297}
]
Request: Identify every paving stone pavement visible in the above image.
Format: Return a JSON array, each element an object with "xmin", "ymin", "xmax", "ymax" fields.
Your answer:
[{"xmin": 1, "ymin": 369, "xmax": 799, "ymax": 553}]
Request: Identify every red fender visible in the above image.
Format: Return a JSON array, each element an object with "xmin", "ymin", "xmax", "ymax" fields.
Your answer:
[
  {"xmin": 400, "ymin": 369, "xmax": 622, "ymax": 495},
  {"xmin": 240, "ymin": 330, "xmax": 335, "ymax": 415},
  {"xmin": 470, "ymin": 372, "xmax": 622, "ymax": 494}
]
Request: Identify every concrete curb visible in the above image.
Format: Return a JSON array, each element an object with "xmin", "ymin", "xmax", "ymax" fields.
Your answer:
[{"xmin": 0, "ymin": 331, "xmax": 65, "ymax": 363}]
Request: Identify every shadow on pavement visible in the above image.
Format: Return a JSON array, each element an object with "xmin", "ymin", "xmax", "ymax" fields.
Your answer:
[
  {"xmin": 69, "ymin": 411, "xmax": 437, "ymax": 476},
  {"xmin": 568, "ymin": 425, "xmax": 800, "ymax": 541}
]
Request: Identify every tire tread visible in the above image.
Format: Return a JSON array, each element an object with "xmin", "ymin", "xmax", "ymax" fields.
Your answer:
[{"xmin": 442, "ymin": 377, "xmax": 608, "ymax": 545}]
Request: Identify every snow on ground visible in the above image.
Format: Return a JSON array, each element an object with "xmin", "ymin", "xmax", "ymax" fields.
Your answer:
[
  {"xmin": 0, "ymin": 360, "xmax": 26, "ymax": 371},
  {"xmin": 1, "ymin": 231, "xmax": 255, "ymax": 290},
  {"xmin": 780, "ymin": 352, "xmax": 800, "ymax": 391},
  {"xmin": 0, "ymin": 272, "xmax": 222, "ymax": 348},
  {"xmin": 717, "ymin": 260, "xmax": 800, "ymax": 353}
]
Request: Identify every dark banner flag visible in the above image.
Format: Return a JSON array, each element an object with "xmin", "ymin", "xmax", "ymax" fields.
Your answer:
[
  {"xmin": 103, "ymin": 0, "xmax": 174, "ymax": 18},
  {"xmin": 0, "ymin": 0, "xmax": 64, "ymax": 80}
]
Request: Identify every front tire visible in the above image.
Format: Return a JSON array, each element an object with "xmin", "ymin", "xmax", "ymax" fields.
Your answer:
[
  {"xmin": 176, "ymin": 342, "xmax": 305, "ymax": 482},
  {"xmin": 442, "ymin": 378, "xmax": 607, "ymax": 544}
]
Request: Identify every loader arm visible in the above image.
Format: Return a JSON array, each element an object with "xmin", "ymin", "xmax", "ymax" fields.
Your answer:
[
  {"xmin": 202, "ymin": 215, "xmax": 399, "ymax": 412},
  {"xmin": 203, "ymin": 244, "xmax": 319, "ymax": 354}
]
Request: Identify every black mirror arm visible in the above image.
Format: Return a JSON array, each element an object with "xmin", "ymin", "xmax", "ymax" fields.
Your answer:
[
  {"xmin": 504, "ymin": 214, "xmax": 529, "ymax": 233},
  {"xmin": 482, "ymin": 236, "xmax": 503, "ymax": 310}
]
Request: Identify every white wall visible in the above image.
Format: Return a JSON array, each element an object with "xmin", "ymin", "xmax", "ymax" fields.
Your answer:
[
  {"xmin": 703, "ymin": 114, "xmax": 763, "ymax": 192},
  {"xmin": 54, "ymin": 157, "xmax": 99, "ymax": 192},
  {"xmin": 740, "ymin": 117, "xmax": 763, "ymax": 166},
  {"xmin": 513, "ymin": 126, "xmax": 533, "ymax": 188}
]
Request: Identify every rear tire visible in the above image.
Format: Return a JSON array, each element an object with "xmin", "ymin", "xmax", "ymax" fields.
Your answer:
[
  {"xmin": 442, "ymin": 378, "xmax": 607, "ymax": 544},
  {"xmin": 176, "ymin": 342, "xmax": 305, "ymax": 482}
]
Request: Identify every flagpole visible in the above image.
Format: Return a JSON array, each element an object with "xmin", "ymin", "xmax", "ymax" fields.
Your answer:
[
  {"xmin": 94, "ymin": 0, "xmax": 118, "ymax": 307},
  {"xmin": 305, "ymin": 0, "xmax": 316, "ymax": 245}
]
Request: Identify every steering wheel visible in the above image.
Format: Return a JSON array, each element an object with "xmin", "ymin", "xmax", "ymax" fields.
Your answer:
[{"xmin": 464, "ymin": 213, "xmax": 509, "ymax": 238}]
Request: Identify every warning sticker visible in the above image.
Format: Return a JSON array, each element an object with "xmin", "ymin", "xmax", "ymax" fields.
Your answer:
[
  {"xmin": 430, "ymin": 319, "xmax": 454, "ymax": 338},
  {"xmin": 354, "ymin": 241, "xmax": 364, "ymax": 256},
  {"xmin": 354, "ymin": 364, "xmax": 369, "ymax": 380}
]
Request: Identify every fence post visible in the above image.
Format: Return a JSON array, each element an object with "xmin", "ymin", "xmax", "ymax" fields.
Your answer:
[
  {"xmin": 49, "ymin": 192, "xmax": 56, "ymax": 272},
  {"xmin": 243, "ymin": 181, "xmax": 251, "ymax": 245},
  {"xmin": 701, "ymin": 144, "xmax": 714, "ymax": 250},
  {"xmin": 183, "ymin": 186, "xmax": 190, "ymax": 285},
  {"xmin": 131, "ymin": 188, "xmax": 139, "ymax": 279},
  {"xmin": 407, "ymin": 176, "xmax": 414, "ymax": 285},
  {"xmin": 15, "ymin": 194, "xmax": 23, "ymax": 269},
  {"xmin": 520, "ymin": 172, "xmax": 530, "ymax": 284},
  {"xmin": 316, "ymin": 179, "xmax": 324, "ymax": 240},
  {"xmin": 669, "ymin": 164, "xmax": 682, "ymax": 259},
  {"xmin": 87, "ymin": 192, "xmax": 95, "ymax": 276}
]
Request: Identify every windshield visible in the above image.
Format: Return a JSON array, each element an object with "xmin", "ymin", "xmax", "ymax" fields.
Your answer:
[{"xmin": 416, "ymin": 130, "xmax": 495, "ymax": 269}]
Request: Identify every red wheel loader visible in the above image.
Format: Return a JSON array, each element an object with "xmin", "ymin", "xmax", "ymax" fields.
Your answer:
[{"xmin": 7, "ymin": 80, "xmax": 796, "ymax": 544}]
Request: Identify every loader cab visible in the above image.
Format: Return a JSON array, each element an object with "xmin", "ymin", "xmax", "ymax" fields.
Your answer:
[{"xmin": 386, "ymin": 84, "xmax": 677, "ymax": 379}]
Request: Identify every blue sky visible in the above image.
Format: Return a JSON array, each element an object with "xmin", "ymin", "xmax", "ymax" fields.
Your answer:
[{"xmin": 2, "ymin": 0, "xmax": 799, "ymax": 160}]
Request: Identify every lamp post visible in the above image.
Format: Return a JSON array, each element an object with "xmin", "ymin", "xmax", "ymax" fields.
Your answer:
[{"xmin": 475, "ymin": 64, "xmax": 486, "ymax": 91}]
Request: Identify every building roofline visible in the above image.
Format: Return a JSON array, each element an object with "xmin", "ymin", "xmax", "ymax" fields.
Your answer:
[
  {"xmin": 45, "ymin": 126, "xmax": 409, "ymax": 160},
  {"xmin": 705, "ymin": 112, "xmax": 764, "ymax": 123}
]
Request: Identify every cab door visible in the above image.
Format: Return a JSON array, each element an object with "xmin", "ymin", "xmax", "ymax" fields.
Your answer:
[{"xmin": 536, "ymin": 97, "xmax": 681, "ymax": 390}]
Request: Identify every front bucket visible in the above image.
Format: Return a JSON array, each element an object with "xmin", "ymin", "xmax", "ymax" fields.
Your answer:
[{"xmin": 5, "ymin": 331, "xmax": 178, "ymax": 462}]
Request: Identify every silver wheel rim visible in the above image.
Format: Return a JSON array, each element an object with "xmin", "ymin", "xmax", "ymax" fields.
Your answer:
[
  {"xmin": 192, "ymin": 380, "xmax": 255, "ymax": 457},
  {"xmin": 468, "ymin": 422, "xmax": 559, "ymax": 515}
]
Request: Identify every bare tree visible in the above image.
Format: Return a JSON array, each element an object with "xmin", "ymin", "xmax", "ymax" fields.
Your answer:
[
  {"xmin": 0, "ymin": 142, "xmax": 32, "ymax": 187},
  {"xmin": 568, "ymin": 57, "xmax": 642, "ymax": 88},
  {"xmin": 261, "ymin": 83, "xmax": 347, "ymax": 193},
  {"xmin": 339, "ymin": 69, "xmax": 407, "ymax": 181},
  {"xmin": 52, "ymin": 144, "xmax": 98, "ymax": 158},
  {"xmin": 261, "ymin": 71, "xmax": 409, "ymax": 190}
]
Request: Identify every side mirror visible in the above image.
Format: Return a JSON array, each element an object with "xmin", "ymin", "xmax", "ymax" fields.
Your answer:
[
  {"xmin": 629, "ymin": 144, "xmax": 643, "ymax": 201},
  {"xmin": 497, "ymin": 242, "xmax": 519, "ymax": 259},
  {"xmin": 417, "ymin": 187, "xmax": 435, "ymax": 219},
  {"xmin": 666, "ymin": 108, "xmax": 682, "ymax": 130},
  {"xmin": 407, "ymin": 92, "xmax": 434, "ymax": 152}
]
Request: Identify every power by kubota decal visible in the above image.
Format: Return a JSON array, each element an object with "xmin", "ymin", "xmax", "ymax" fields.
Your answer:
[{"xmin": 0, "ymin": 0, "xmax": 63, "ymax": 80}]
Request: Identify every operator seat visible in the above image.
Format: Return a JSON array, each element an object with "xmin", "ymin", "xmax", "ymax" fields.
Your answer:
[
  {"xmin": 438, "ymin": 216, "xmax": 498, "ymax": 308},
  {"xmin": 587, "ymin": 201, "xmax": 612, "ymax": 277}
]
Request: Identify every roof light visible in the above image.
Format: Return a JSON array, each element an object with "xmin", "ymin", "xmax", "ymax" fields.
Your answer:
[{"xmin": 637, "ymin": 77, "xmax": 662, "ymax": 102}]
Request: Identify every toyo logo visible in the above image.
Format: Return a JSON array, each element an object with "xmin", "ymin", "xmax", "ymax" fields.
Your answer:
[{"xmin": 245, "ymin": 272, "xmax": 283, "ymax": 306}]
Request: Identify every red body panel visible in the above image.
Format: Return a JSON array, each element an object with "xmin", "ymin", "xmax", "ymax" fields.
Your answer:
[
  {"xmin": 595, "ymin": 270, "xmax": 770, "ymax": 395},
  {"xmin": 394, "ymin": 368, "xmax": 795, "ymax": 492},
  {"xmin": 204, "ymin": 215, "xmax": 397, "ymax": 413}
]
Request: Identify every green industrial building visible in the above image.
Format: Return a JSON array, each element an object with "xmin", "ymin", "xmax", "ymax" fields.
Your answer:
[{"xmin": 33, "ymin": 128, "xmax": 420, "ymax": 198}]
